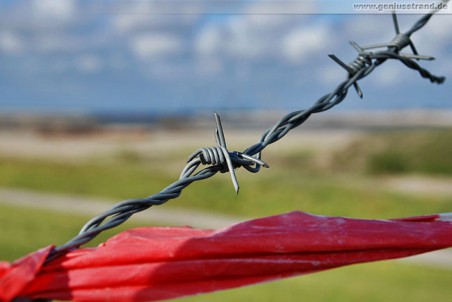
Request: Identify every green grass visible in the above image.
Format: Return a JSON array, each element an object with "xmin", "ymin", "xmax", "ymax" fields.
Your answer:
[
  {"xmin": 0, "ymin": 202, "xmax": 82, "ymax": 261},
  {"xmin": 0, "ymin": 202, "xmax": 140, "ymax": 261},
  {"xmin": 1, "ymin": 155, "xmax": 452, "ymax": 220},
  {"xmin": 178, "ymin": 169, "xmax": 452, "ymax": 219},
  {"xmin": 0, "ymin": 157, "xmax": 174, "ymax": 200},
  {"xmin": 335, "ymin": 129, "xmax": 452, "ymax": 175}
]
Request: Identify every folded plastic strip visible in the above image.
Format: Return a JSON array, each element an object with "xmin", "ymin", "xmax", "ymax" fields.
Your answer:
[
  {"xmin": 0, "ymin": 246, "xmax": 52, "ymax": 302},
  {"xmin": 3, "ymin": 211, "xmax": 452, "ymax": 302}
]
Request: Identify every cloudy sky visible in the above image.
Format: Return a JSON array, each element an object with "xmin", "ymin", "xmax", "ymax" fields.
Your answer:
[{"xmin": 0, "ymin": 0, "xmax": 451, "ymax": 114}]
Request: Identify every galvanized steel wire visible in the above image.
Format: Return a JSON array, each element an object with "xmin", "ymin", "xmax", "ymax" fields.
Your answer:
[{"xmin": 48, "ymin": 7, "xmax": 447, "ymax": 261}]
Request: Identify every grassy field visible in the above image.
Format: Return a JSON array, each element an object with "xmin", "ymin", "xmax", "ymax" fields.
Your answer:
[
  {"xmin": 1, "ymin": 129, "xmax": 452, "ymax": 301},
  {"xmin": 0, "ymin": 202, "xmax": 140, "ymax": 261},
  {"xmin": 334, "ymin": 129, "xmax": 452, "ymax": 175},
  {"xmin": 1, "ymin": 152, "xmax": 451, "ymax": 219}
]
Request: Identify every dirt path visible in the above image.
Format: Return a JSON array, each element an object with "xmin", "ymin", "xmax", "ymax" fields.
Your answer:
[
  {"xmin": 0, "ymin": 187, "xmax": 243, "ymax": 229},
  {"xmin": 0, "ymin": 129, "xmax": 360, "ymax": 161},
  {"xmin": 381, "ymin": 176, "xmax": 452, "ymax": 197},
  {"xmin": 1, "ymin": 187, "xmax": 451, "ymax": 270}
]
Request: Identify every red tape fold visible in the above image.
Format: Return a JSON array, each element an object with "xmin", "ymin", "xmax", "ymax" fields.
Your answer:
[{"xmin": 2, "ymin": 211, "xmax": 452, "ymax": 301}]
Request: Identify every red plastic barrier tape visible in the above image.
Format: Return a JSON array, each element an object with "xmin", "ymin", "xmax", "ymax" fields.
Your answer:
[{"xmin": 2, "ymin": 211, "xmax": 452, "ymax": 301}]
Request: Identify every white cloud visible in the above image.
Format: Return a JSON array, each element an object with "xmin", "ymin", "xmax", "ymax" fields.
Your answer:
[
  {"xmin": 226, "ymin": 17, "xmax": 267, "ymax": 59},
  {"xmin": 281, "ymin": 24, "xmax": 331, "ymax": 64},
  {"xmin": 343, "ymin": 15, "xmax": 392, "ymax": 45},
  {"xmin": 131, "ymin": 34, "xmax": 183, "ymax": 61},
  {"xmin": 76, "ymin": 55, "xmax": 102, "ymax": 73},
  {"xmin": 31, "ymin": 0, "xmax": 76, "ymax": 22},
  {"xmin": 195, "ymin": 57, "xmax": 223, "ymax": 76},
  {"xmin": 412, "ymin": 14, "xmax": 452, "ymax": 54},
  {"xmin": 194, "ymin": 13, "xmax": 310, "ymax": 62},
  {"xmin": 112, "ymin": 1, "xmax": 158, "ymax": 33},
  {"xmin": 107, "ymin": 53, "xmax": 128, "ymax": 71},
  {"xmin": 192, "ymin": 0, "xmax": 316, "ymax": 62},
  {"xmin": 433, "ymin": 57, "xmax": 452, "ymax": 77},
  {"xmin": 114, "ymin": 14, "xmax": 150, "ymax": 34},
  {"xmin": 317, "ymin": 63, "xmax": 347, "ymax": 85},
  {"xmin": 0, "ymin": 31, "xmax": 23, "ymax": 54},
  {"xmin": 195, "ymin": 26, "xmax": 222, "ymax": 57},
  {"xmin": 112, "ymin": 1, "xmax": 199, "ymax": 34},
  {"xmin": 245, "ymin": 0, "xmax": 317, "ymax": 15},
  {"xmin": 241, "ymin": 14, "xmax": 290, "ymax": 30},
  {"xmin": 374, "ymin": 61, "xmax": 404, "ymax": 87},
  {"xmin": 49, "ymin": 59, "xmax": 70, "ymax": 74},
  {"xmin": 35, "ymin": 35, "xmax": 79, "ymax": 54}
]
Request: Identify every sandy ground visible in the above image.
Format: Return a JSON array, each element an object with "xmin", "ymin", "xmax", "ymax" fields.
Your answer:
[
  {"xmin": 0, "ymin": 187, "xmax": 243, "ymax": 229},
  {"xmin": 0, "ymin": 128, "xmax": 361, "ymax": 161}
]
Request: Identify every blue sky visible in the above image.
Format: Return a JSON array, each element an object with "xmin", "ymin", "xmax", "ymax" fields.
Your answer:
[{"xmin": 0, "ymin": 0, "xmax": 451, "ymax": 114}]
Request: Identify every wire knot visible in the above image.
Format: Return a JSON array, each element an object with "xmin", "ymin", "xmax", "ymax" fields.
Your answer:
[
  {"xmin": 328, "ymin": 41, "xmax": 373, "ymax": 98},
  {"xmin": 181, "ymin": 113, "xmax": 269, "ymax": 194},
  {"xmin": 196, "ymin": 146, "xmax": 230, "ymax": 172},
  {"xmin": 389, "ymin": 33, "xmax": 411, "ymax": 51}
]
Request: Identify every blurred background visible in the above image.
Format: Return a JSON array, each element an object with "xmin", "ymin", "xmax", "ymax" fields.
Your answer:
[{"xmin": 1, "ymin": 0, "xmax": 452, "ymax": 301}]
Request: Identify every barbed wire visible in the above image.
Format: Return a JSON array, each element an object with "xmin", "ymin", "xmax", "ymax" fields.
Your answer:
[{"xmin": 47, "ymin": 6, "xmax": 447, "ymax": 262}]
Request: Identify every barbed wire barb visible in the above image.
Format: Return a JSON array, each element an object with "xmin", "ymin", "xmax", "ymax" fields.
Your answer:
[
  {"xmin": 213, "ymin": 112, "xmax": 240, "ymax": 194},
  {"xmin": 182, "ymin": 113, "xmax": 269, "ymax": 194},
  {"xmin": 328, "ymin": 42, "xmax": 370, "ymax": 98},
  {"xmin": 362, "ymin": 11, "xmax": 435, "ymax": 62}
]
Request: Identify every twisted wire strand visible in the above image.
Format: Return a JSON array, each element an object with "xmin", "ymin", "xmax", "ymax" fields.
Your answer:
[
  {"xmin": 47, "ymin": 8, "xmax": 447, "ymax": 262},
  {"xmin": 348, "ymin": 54, "xmax": 372, "ymax": 74},
  {"xmin": 371, "ymin": 51, "xmax": 445, "ymax": 83}
]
